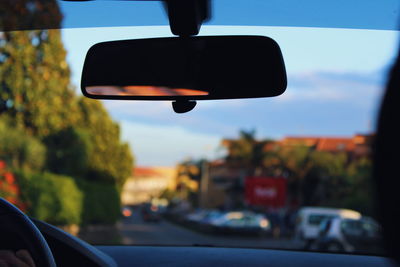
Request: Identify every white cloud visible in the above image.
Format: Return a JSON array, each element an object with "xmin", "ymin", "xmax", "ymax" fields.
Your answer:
[
  {"xmin": 119, "ymin": 120, "xmax": 222, "ymax": 166},
  {"xmin": 277, "ymin": 70, "xmax": 386, "ymax": 105},
  {"xmin": 102, "ymin": 100, "xmax": 239, "ymax": 136}
]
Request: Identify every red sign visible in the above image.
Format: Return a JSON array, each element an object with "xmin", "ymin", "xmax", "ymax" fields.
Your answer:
[{"xmin": 245, "ymin": 177, "xmax": 287, "ymax": 208}]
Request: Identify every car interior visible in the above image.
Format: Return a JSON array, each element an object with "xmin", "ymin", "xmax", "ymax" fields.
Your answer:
[{"xmin": 0, "ymin": 0, "xmax": 400, "ymax": 266}]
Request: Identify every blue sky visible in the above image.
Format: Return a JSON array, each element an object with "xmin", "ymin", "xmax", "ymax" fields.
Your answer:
[
  {"xmin": 58, "ymin": 0, "xmax": 399, "ymax": 31},
  {"xmin": 61, "ymin": 25, "xmax": 399, "ymax": 166}
]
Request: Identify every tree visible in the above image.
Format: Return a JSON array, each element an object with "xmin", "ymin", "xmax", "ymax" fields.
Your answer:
[
  {"xmin": 16, "ymin": 170, "xmax": 83, "ymax": 225},
  {"xmin": 302, "ymin": 151, "xmax": 347, "ymax": 205},
  {"xmin": 225, "ymin": 129, "xmax": 272, "ymax": 175},
  {"xmin": 44, "ymin": 126, "xmax": 92, "ymax": 178},
  {"xmin": 0, "ymin": 29, "xmax": 81, "ymax": 137},
  {"xmin": 174, "ymin": 159, "xmax": 205, "ymax": 207},
  {"xmin": 272, "ymin": 145, "xmax": 313, "ymax": 205},
  {"xmin": 0, "ymin": 0, "xmax": 78, "ymax": 136},
  {"xmin": 0, "ymin": 118, "xmax": 46, "ymax": 171},
  {"xmin": 0, "ymin": 0, "xmax": 62, "ymax": 32},
  {"xmin": 275, "ymin": 145, "xmax": 312, "ymax": 176},
  {"xmin": 77, "ymin": 97, "xmax": 134, "ymax": 188},
  {"xmin": 333, "ymin": 158, "xmax": 374, "ymax": 216},
  {"xmin": 0, "ymin": 0, "xmax": 135, "ymax": 225},
  {"xmin": 0, "ymin": 0, "xmax": 134, "ymax": 188}
]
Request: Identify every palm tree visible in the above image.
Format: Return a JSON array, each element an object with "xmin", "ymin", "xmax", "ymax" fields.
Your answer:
[{"xmin": 225, "ymin": 129, "xmax": 272, "ymax": 176}]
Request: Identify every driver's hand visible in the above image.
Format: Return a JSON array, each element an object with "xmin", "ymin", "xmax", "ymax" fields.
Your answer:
[{"xmin": 0, "ymin": 250, "xmax": 36, "ymax": 267}]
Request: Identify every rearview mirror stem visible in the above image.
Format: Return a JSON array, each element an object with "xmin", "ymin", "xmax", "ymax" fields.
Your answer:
[{"xmin": 172, "ymin": 100, "xmax": 197, "ymax": 113}]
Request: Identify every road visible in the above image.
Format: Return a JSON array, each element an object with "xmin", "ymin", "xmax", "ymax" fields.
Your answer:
[{"xmin": 119, "ymin": 209, "xmax": 301, "ymax": 250}]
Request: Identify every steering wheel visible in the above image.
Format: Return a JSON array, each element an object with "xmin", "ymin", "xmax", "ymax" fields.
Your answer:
[{"xmin": 0, "ymin": 198, "xmax": 56, "ymax": 267}]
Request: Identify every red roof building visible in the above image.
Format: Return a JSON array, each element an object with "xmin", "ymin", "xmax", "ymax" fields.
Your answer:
[{"xmin": 280, "ymin": 134, "xmax": 372, "ymax": 157}]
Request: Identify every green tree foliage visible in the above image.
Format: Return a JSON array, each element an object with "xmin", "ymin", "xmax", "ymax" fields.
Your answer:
[
  {"xmin": 42, "ymin": 98, "xmax": 134, "ymax": 188},
  {"xmin": 176, "ymin": 159, "xmax": 203, "ymax": 182},
  {"xmin": 331, "ymin": 158, "xmax": 374, "ymax": 216},
  {"xmin": 0, "ymin": 30, "xmax": 80, "ymax": 137},
  {"xmin": 159, "ymin": 188, "xmax": 180, "ymax": 201},
  {"xmin": 16, "ymin": 170, "xmax": 83, "ymax": 225},
  {"xmin": 44, "ymin": 126, "xmax": 92, "ymax": 178},
  {"xmin": 0, "ymin": 119, "xmax": 46, "ymax": 170},
  {"xmin": 302, "ymin": 151, "xmax": 347, "ymax": 205},
  {"xmin": 275, "ymin": 145, "xmax": 312, "ymax": 178},
  {"xmin": 0, "ymin": 0, "xmax": 134, "ymax": 225},
  {"xmin": 77, "ymin": 179, "xmax": 121, "ymax": 225},
  {"xmin": 225, "ymin": 129, "xmax": 273, "ymax": 175},
  {"xmin": 174, "ymin": 159, "xmax": 205, "ymax": 207},
  {"xmin": 77, "ymin": 98, "xmax": 134, "ymax": 188}
]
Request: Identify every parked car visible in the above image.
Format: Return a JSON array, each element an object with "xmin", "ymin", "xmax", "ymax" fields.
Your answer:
[
  {"xmin": 315, "ymin": 217, "xmax": 383, "ymax": 254},
  {"xmin": 200, "ymin": 210, "xmax": 224, "ymax": 225},
  {"xmin": 185, "ymin": 209, "xmax": 210, "ymax": 224},
  {"xmin": 295, "ymin": 207, "xmax": 361, "ymax": 246},
  {"xmin": 140, "ymin": 203, "xmax": 161, "ymax": 222},
  {"xmin": 210, "ymin": 211, "xmax": 271, "ymax": 235}
]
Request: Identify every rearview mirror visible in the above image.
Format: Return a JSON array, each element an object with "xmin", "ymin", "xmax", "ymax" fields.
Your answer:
[{"xmin": 81, "ymin": 36, "xmax": 287, "ymax": 101}]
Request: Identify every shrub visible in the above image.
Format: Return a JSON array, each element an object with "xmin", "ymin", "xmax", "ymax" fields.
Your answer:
[
  {"xmin": 77, "ymin": 179, "xmax": 121, "ymax": 225},
  {"xmin": 0, "ymin": 120, "xmax": 46, "ymax": 171},
  {"xmin": 44, "ymin": 126, "xmax": 92, "ymax": 178},
  {"xmin": 16, "ymin": 171, "xmax": 83, "ymax": 225}
]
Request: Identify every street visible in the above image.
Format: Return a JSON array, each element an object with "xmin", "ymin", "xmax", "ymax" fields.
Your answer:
[{"xmin": 119, "ymin": 209, "xmax": 301, "ymax": 250}]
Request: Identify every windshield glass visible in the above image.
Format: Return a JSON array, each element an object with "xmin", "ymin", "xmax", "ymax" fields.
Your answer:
[
  {"xmin": 1, "ymin": 0, "xmax": 398, "ymax": 256},
  {"xmin": 2, "ymin": 0, "xmax": 398, "ymax": 31}
]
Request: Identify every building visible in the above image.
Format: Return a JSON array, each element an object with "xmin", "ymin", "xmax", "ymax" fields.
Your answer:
[
  {"xmin": 199, "ymin": 160, "xmax": 244, "ymax": 209},
  {"xmin": 121, "ymin": 167, "xmax": 176, "ymax": 205}
]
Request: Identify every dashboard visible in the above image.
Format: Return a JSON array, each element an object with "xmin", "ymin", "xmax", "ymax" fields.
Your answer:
[{"xmin": 98, "ymin": 246, "xmax": 396, "ymax": 267}]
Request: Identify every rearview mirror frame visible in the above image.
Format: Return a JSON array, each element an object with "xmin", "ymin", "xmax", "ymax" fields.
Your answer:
[{"xmin": 81, "ymin": 35, "xmax": 287, "ymax": 101}]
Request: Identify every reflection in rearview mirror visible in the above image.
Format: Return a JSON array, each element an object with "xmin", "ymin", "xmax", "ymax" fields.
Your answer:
[{"xmin": 86, "ymin": 86, "xmax": 209, "ymax": 96}]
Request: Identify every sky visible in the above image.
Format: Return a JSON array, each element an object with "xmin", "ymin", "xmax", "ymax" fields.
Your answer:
[
  {"xmin": 58, "ymin": 2, "xmax": 400, "ymax": 167},
  {"xmin": 58, "ymin": 0, "xmax": 399, "ymax": 31}
]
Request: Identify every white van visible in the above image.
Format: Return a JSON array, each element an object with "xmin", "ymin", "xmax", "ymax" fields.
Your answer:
[{"xmin": 295, "ymin": 207, "xmax": 361, "ymax": 243}]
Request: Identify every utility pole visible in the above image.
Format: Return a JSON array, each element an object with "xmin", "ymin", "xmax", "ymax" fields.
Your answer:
[{"xmin": 199, "ymin": 160, "xmax": 209, "ymax": 209}]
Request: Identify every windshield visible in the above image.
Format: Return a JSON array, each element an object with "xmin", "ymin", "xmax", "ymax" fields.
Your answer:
[
  {"xmin": 2, "ymin": 0, "xmax": 398, "ymax": 31},
  {"xmin": 1, "ymin": 0, "xmax": 398, "ymax": 256}
]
